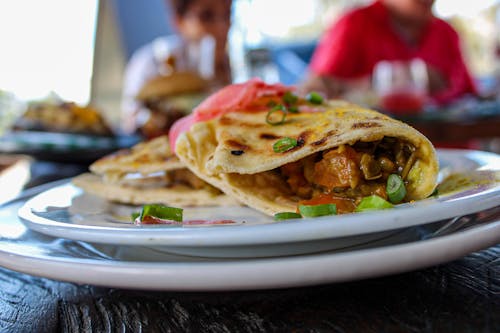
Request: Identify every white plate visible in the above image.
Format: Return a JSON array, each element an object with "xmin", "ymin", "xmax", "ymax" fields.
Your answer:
[
  {"xmin": 18, "ymin": 149, "xmax": 500, "ymax": 258},
  {"xmin": 2, "ymin": 197, "xmax": 500, "ymax": 291}
]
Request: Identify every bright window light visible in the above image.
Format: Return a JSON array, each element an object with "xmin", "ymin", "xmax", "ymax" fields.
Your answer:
[
  {"xmin": 0, "ymin": 0, "xmax": 98, "ymax": 104},
  {"xmin": 434, "ymin": 0, "xmax": 499, "ymax": 18},
  {"xmin": 233, "ymin": 0, "xmax": 321, "ymax": 46}
]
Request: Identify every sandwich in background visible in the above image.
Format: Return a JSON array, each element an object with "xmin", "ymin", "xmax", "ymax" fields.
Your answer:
[{"xmin": 133, "ymin": 71, "xmax": 209, "ymax": 139}]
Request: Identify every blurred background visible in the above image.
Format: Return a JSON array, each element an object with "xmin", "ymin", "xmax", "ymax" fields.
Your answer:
[
  {"xmin": 0, "ymin": 0, "xmax": 499, "ymax": 152},
  {"xmin": 0, "ymin": 0, "xmax": 498, "ymax": 120}
]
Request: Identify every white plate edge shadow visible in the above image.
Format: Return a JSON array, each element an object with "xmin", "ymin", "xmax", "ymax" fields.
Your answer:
[
  {"xmin": 16, "ymin": 149, "xmax": 500, "ymax": 249},
  {"xmin": 0, "ymin": 219, "xmax": 499, "ymax": 291}
]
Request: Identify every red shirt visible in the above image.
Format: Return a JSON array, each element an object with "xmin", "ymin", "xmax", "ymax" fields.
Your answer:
[{"xmin": 309, "ymin": 1, "xmax": 477, "ymax": 104}]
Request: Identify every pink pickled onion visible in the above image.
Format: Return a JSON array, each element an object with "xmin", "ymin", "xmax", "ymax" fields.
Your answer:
[
  {"xmin": 169, "ymin": 78, "xmax": 294, "ymax": 153},
  {"xmin": 168, "ymin": 113, "xmax": 196, "ymax": 152}
]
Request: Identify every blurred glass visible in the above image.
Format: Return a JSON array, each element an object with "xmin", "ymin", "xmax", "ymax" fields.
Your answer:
[
  {"xmin": 154, "ymin": 34, "xmax": 216, "ymax": 80},
  {"xmin": 373, "ymin": 58, "xmax": 429, "ymax": 115}
]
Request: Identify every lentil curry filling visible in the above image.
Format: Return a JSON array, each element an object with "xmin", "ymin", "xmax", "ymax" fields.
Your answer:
[{"xmin": 278, "ymin": 137, "xmax": 416, "ymax": 212}]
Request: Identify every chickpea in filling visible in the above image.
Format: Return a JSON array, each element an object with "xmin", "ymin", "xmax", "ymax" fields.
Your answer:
[{"xmin": 278, "ymin": 137, "xmax": 417, "ymax": 213}]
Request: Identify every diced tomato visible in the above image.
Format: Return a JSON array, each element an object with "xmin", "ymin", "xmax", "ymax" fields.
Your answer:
[
  {"xmin": 299, "ymin": 194, "xmax": 356, "ymax": 214},
  {"xmin": 135, "ymin": 216, "xmax": 236, "ymax": 225},
  {"xmin": 313, "ymin": 146, "xmax": 361, "ymax": 189},
  {"xmin": 135, "ymin": 216, "xmax": 180, "ymax": 225},
  {"xmin": 183, "ymin": 219, "xmax": 236, "ymax": 225}
]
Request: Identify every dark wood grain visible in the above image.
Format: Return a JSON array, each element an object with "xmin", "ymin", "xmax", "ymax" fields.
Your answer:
[{"xmin": 0, "ymin": 245, "xmax": 498, "ymax": 332}]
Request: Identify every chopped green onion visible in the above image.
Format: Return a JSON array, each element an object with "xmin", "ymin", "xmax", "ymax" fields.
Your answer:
[
  {"xmin": 283, "ymin": 91, "xmax": 299, "ymax": 105},
  {"xmin": 306, "ymin": 92, "xmax": 323, "ymax": 105},
  {"xmin": 386, "ymin": 174, "xmax": 407, "ymax": 203},
  {"xmin": 298, "ymin": 203, "xmax": 337, "ymax": 217},
  {"xmin": 273, "ymin": 137, "xmax": 297, "ymax": 153},
  {"xmin": 274, "ymin": 212, "xmax": 302, "ymax": 221},
  {"xmin": 131, "ymin": 212, "xmax": 140, "ymax": 221},
  {"xmin": 266, "ymin": 104, "xmax": 287, "ymax": 125},
  {"xmin": 355, "ymin": 195, "xmax": 393, "ymax": 212},
  {"xmin": 266, "ymin": 100, "xmax": 277, "ymax": 107},
  {"xmin": 139, "ymin": 204, "xmax": 183, "ymax": 222},
  {"xmin": 287, "ymin": 105, "xmax": 299, "ymax": 113}
]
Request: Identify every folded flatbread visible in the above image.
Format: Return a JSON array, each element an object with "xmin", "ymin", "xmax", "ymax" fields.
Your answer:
[
  {"xmin": 174, "ymin": 81, "xmax": 438, "ymax": 216},
  {"xmin": 73, "ymin": 135, "xmax": 237, "ymax": 206}
]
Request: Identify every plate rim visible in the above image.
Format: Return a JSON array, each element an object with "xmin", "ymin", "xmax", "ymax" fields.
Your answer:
[
  {"xmin": 17, "ymin": 149, "xmax": 500, "ymax": 248},
  {"xmin": 0, "ymin": 218, "xmax": 499, "ymax": 291}
]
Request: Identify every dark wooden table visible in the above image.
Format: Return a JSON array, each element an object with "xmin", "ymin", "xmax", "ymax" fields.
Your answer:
[
  {"xmin": 0, "ymin": 160, "xmax": 499, "ymax": 333},
  {"xmin": 395, "ymin": 98, "xmax": 500, "ymax": 152}
]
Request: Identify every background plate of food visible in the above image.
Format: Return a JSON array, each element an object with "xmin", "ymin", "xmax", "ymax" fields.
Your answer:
[{"xmin": 0, "ymin": 100, "xmax": 140, "ymax": 163}]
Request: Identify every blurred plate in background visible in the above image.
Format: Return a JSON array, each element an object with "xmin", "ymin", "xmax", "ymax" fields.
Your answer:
[{"xmin": 0, "ymin": 131, "xmax": 140, "ymax": 164}]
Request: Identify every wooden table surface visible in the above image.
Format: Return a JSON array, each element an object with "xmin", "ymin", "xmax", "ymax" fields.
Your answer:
[
  {"xmin": 0, "ymin": 161, "xmax": 498, "ymax": 333},
  {"xmin": 395, "ymin": 99, "xmax": 500, "ymax": 151}
]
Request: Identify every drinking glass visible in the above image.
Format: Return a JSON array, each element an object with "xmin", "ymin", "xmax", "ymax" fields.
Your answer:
[
  {"xmin": 372, "ymin": 58, "xmax": 428, "ymax": 114},
  {"xmin": 154, "ymin": 34, "xmax": 216, "ymax": 80}
]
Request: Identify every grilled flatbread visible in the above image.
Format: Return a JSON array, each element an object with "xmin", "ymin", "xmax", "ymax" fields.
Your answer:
[
  {"xmin": 174, "ymin": 81, "xmax": 438, "ymax": 216},
  {"xmin": 73, "ymin": 135, "xmax": 237, "ymax": 206}
]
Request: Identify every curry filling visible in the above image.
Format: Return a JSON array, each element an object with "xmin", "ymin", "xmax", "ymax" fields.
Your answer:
[{"xmin": 278, "ymin": 137, "xmax": 417, "ymax": 213}]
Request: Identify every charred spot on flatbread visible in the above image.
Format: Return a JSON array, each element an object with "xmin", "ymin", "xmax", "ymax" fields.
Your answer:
[{"xmin": 351, "ymin": 121, "xmax": 383, "ymax": 129}]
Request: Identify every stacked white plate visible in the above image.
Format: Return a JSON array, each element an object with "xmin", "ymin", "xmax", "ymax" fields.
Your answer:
[{"xmin": 0, "ymin": 149, "xmax": 498, "ymax": 291}]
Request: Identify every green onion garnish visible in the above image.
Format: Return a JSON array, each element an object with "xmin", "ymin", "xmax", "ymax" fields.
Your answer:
[
  {"xmin": 386, "ymin": 174, "xmax": 407, "ymax": 203},
  {"xmin": 283, "ymin": 91, "xmax": 299, "ymax": 105},
  {"xmin": 274, "ymin": 212, "xmax": 302, "ymax": 221},
  {"xmin": 298, "ymin": 203, "xmax": 337, "ymax": 217},
  {"xmin": 266, "ymin": 104, "xmax": 287, "ymax": 125},
  {"xmin": 273, "ymin": 137, "xmax": 297, "ymax": 153},
  {"xmin": 355, "ymin": 195, "xmax": 393, "ymax": 212},
  {"xmin": 131, "ymin": 212, "xmax": 140, "ymax": 221},
  {"xmin": 266, "ymin": 100, "xmax": 277, "ymax": 107},
  {"xmin": 306, "ymin": 92, "xmax": 323, "ymax": 105},
  {"xmin": 139, "ymin": 204, "xmax": 183, "ymax": 222},
  {"xmin": 287, "ymin": 105, "xmax": 299, "ymax": 113}
]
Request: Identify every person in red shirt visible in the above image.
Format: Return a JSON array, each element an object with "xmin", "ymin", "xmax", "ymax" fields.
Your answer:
[{"xmin": 300, "ymin": 0, "xmax": 477, "ymax": 105}]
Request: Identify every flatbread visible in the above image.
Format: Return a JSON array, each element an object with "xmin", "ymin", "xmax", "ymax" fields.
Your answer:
[
  {"xmin": 73, "ymin": 173, "xmax": 236, "ymax": 206},
  {"xmin": 176, "ymin": 101, "xmax": 438, "ymax": 215},
  {"xmin": 90, "ymin": 135, "xmax": 184, "ymax": 175},
  {"xmin": 73, "ymin": 135, "xmax": 238, "ymax": 207}
]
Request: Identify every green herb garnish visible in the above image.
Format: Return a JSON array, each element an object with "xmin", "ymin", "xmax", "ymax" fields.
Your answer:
[
  {"xmin": 273, "ymin": 137, "xmax": 297, "ymax": 153},
  {"xmin": 298, "ymin": 203, "xmax": 337, "ymax": 217},
  {"xmin": 138, "ymin": 204, "xmax": 183, "ymax": 222},
  {"xmin": 306, "ymin": 92, "xmax": 323, "ymax": 105},
  {"xmin": 386, "ymin": 174, "xmax": 406, "ymax": 203},
  {"xmin": 283, "ymin": 91, "xmax": 299, "ymax": 105},
  {"xmin": 266, "ymin": 104, "xmax": 287, "ymax": 125},
  {"xmin": 274, "ymin": 212, "xmax": 302, "ymax": 221},
  {"xmin": 355, "ymin": 195, "xmax": 393, "ymax": 212}
]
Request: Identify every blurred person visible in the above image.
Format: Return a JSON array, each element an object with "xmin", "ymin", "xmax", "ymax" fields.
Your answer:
[
  {"xmin": 300, "ymin": 0, "xmax": 477, "ymax": 106},
  {"xmin": 122, "ymin": 0, "xmax": 232, "ymax": 134}
]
